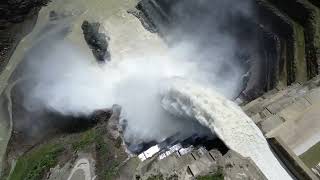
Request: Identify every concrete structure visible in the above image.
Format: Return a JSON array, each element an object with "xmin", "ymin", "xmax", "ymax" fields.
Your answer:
[
  {"xmin": 243, "ymin": 75, "xmax": 320, "ymax": 179},
  {"xmin": 1, "ymin": 0, "xmax": 320, "ymax": 179},
  {"xmin": 135, "ymin": 147, "xmax": 267, "ymax": 180},
  {"xmin": 243, "ymin": 76, "xmax": 320, "ymax": 155},
  {"xmin": 268, "ymin": 137, "xmax": 318, "ymax": 180}
]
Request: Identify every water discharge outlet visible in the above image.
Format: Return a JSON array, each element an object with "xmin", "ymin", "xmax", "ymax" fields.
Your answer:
[{"xmin": 1, "ymin": 0, "xmax": 319, "ymax": 179}]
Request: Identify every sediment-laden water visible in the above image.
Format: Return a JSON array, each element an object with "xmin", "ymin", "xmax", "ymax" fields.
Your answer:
[{"xmin": 161, "ymin": 78, "xmax": 292, "ymax": 180}]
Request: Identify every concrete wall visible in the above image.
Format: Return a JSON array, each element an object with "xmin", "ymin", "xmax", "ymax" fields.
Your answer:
[{"xmin": 268, "ymin": 137, "xmax": 319, "ymax": 180}]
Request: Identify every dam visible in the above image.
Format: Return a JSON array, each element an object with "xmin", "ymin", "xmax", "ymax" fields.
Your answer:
[
  {"xmin": 0, "ymin": 0, "xmax": 319, "ymax": 179},
  {"xmin": 161, "ymin": 79, "xmax": 291, "ymax": 179}
]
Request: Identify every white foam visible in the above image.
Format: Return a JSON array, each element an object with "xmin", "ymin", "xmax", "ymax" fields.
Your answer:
[{"xmin": 161, "ymin": 79, "xmax": 292, "ymax": 180}]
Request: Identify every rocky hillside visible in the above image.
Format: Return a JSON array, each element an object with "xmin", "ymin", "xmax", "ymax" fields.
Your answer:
[
  {"xmin": 136, "ymin": 0, "xmax": 320, "ymax": 102},
  {"xmin": 0, "ymin": 0, "xmax": 50, "ymax": 72}
]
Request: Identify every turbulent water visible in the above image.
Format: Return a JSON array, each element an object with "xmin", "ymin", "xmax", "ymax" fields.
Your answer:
[
  {"xmin": 161, "ymin": 78, "xmax": 292, "ymax": 180},
  {"xmin": 2, "ymin": 0, "xmax": 294, "ymax": 179}
]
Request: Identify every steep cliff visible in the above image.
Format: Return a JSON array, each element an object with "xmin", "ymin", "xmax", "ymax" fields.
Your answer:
[
  {"xmin": 0, "ymin": 0, "xmax": 50, "ymax": 72},
  {"xmin": 136, "ymin": 0, "xmax": 320, "ymax": 102}
]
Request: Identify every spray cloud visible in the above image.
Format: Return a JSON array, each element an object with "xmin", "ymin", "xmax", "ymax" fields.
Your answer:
[{"xmin": 18, "ymin": 0, "xmax": 254, "ymax": 144}]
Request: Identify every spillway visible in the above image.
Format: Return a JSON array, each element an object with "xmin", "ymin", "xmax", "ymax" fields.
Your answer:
[
  {"xmin": 1, "ymin": 0, "xmax": 311, "ymax": 179},
  {"xmin": 161, "ymin": 78, "xmax": 292, "ymax": 180}
]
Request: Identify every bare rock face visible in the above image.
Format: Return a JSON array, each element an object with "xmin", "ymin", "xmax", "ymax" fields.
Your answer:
[
  {"xmin": 0, "ymin": 0, "xmax": 50, "ymax": 24},
  {"xmin": 127, "ymin": 8, "xmax": 158, "ymax": 33},
  {"xmin": 0, "ymin": 0, "xmax": 50, "ymax": 73},
  {"xmin": 81, "ymin": 20, "xmax": 111, "ymax": 62},
  {"xmin": 2, "ymin": 106, "xmax": 128, "ymax": 180},
  {"xmin": 136, "ymin": 0, "xmax": 320, "ymax": 103}
]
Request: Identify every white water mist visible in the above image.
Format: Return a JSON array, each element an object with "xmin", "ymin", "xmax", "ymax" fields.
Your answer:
[
  {"xmin": 20, "ymin": 37, "xmax": 243, "ymax": 144},
  {"xmin": 19, "ymin": 0, "xmax": 254, "ymax": 145},
  {"xmin": 161, "ymin": 79, "xmax": 292, "ymax": 180}
]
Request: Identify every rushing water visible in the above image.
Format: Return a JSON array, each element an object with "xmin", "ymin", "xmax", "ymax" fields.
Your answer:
[
  {"xmin": 1, "ymin": 0, "xmax": 295, "ymax": 179},
  {"xmin": 161, "ymin": 78, "xmax": 292, "ymax": 180}
]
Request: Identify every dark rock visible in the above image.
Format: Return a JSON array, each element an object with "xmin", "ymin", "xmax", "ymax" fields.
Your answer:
[
  {"xmin": 49, "ymin": 10, "xmax": 75, "ymax": 21},
  {"xmin": 81, "ymin": 20, "xmax": 111, "ymax": 62},
  {"xmin": 1, "ymin": 0, "xmax": 50, "ymax": 23},
  {"xmin": 127, "ymin": 9, "xmax": 158, "ymax": 33},
  {"xmin": 91, "ymin": 109, "xmax": 113, "ymax": 123},
  {"xmin": 0, "ymin": 0, "xmax": 50, "ymax": 73},
  {"xmin": 49, "ymin": 10, "xmax": 59, "ymax": 21}
]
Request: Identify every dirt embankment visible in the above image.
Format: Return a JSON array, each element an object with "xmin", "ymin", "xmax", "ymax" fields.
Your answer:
[{"xmin": 0, "ymin": 0, "xmax": 50, "ymax": 73}]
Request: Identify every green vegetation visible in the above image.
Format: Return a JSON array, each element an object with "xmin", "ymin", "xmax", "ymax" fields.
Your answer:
[
  {"xmin": 74, "ymin": 128, "xmax": 120, "ymax": 180},
  {"xmin": 104, "ymin": 165, "xmax": 119, "ymax": 180},
  {"xmin": 9, "ymin": 143, "xmax": 64, "ymax": 180},
  {"xmin": 300, "ymin": 142, "xmax": 320, "ymax": 168},
  {"xmin": 96, "ymin": 135, "xmax": 117, "ymax": 180},
  {"xmin": 102, "ymin": 150, "xmax": 122, "ymax": 180},
  {"xmin": 9, "ymin": 121, "xmax": 125, "ymax": 180},
  {"xmin": 147, "ymin": 174, "xmax": 164, "ymax": 180},
  {"xmin": 70, "ymin": 127, "xmax": 122, "ymax": 180},
  {"xmin": 197, "ymin": 169, "xmax": 224, "ymax": 180},
  {"xmin": 115, "ymin": 136, "xmax": 122, "ymax": 148},
  {"xmin": 167, "ymin": 174, "xmax": 178, "ymax": 180},
  {"xmin": 72, "ymin": 129, "xmax": 97, "ymax": 151},
  {"xmin": 96, "ymin": 135, "xmax": 108, "ymax": 154}
]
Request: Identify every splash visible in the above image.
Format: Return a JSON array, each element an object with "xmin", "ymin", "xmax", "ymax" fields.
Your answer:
[
  {"xmin": 19, "ymin": 40, "xmax": 219, "ymax": 145},
  {"xmin": 161, "ymin": 78, "xmax": 292, "ymax": 180}
]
